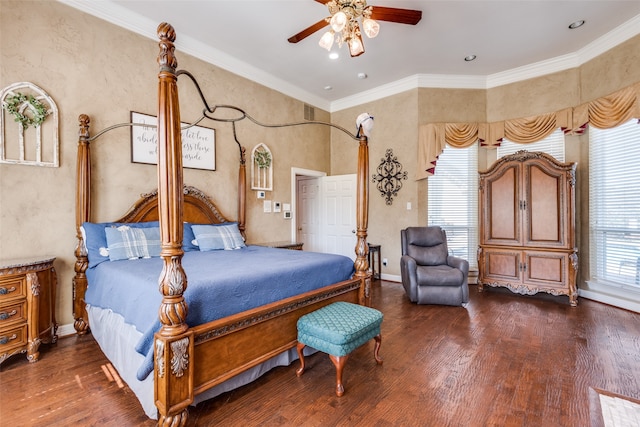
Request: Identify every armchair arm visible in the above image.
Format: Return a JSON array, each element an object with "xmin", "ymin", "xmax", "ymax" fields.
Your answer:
[
  {"xmin": 447, "ymin": 255, "xmax": 470, "ymax": 304},
  {"xmin": 447, "ymin": 255, "xmax": 469, "ymax": 277},
  {"xmin": 400, "ymin": 255, "xmax": 419, "ymax": 302}
]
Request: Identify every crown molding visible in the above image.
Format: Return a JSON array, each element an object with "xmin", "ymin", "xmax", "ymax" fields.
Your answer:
[
  {"xmin": 330, "ymin": 74, "xmax": 487, "ymax": 112},
  {"xmin": 59, "ymin": 1, "xmax": 640, "ymax": 113},
  {"xmin": 58, "ymin": 0, "xmax": 331, "ymax": 111},
  {"xmin": 330, "ymin": 13, "xmax": 640, "ymax": 111}
]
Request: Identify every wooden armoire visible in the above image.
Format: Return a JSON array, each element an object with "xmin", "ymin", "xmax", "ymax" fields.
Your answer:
[{"xmin": 477, "ymin": 151, "xmax": 578, "ymax": 306}]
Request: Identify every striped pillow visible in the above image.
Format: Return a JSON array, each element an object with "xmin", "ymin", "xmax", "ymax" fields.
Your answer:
[
  {"xmin": 191, "ymin": 223, "xmax": 245, "ymax": 251},
  {"xmin": 105, "ymin": 225, "xmax": 162, "ymax": 261}
]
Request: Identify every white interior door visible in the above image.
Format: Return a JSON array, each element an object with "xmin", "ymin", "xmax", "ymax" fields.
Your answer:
[
  {"xmin": 321, "ymin": 174, "xmax": 357, "ymax": 260},
  {"xmin": 296, "ymin": 176, "xmax": 321, "ymax": 252}
]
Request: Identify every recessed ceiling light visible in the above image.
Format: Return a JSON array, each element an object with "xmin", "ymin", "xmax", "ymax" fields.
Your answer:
[
  {"xmin": 329, "ymin": 52, "xmax": 339, "ymax": 60},
  {"xmin": 464, "ymin": 55, "xmax": 477, "ymax": 62},
  {"xmin": 569, "ymin": 20, "xmax": 585, "ymax": 29},
  {"xmin": 324, "ymin": 85, "xmax": 333, "ymax": 91},
  {"xmin": 357, "ymin": 72, "xmax": 368, "ymax": 79}
]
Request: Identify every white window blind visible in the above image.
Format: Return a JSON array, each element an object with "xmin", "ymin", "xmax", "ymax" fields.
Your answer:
[
  {"xmin": 589, "ymin": 119, "xmax": 640, "ymax": 289},
  {"xmin": 498, "ymin": 128, "xmax": 565, "ymax": 161},
  {"xmin": 428, "ymin": 143, "xmax": 478, "ymax": 268}
]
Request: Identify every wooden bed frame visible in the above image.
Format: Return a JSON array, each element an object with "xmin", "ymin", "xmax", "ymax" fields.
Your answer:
[{"xmin": 72, "ymin": 23, "xmax": 371, "ymax": 425}]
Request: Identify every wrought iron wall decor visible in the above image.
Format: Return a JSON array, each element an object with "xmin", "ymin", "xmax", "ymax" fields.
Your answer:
[{"xmin": 371, "ymin": 148, "xmax": 407, "ymax": 205}]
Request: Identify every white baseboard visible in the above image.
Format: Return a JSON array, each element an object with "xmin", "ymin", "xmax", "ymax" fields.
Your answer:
[
  {"xmin": 56, "ymin": 323, "xmax": 77, "ymax": 338},
  {"xmin": 579, "ymin": 285, "xmax": 640, "ymax": 313},
  {"xmin": 380, "ymin": 273, "xmax": 401, "ymax": 282}
]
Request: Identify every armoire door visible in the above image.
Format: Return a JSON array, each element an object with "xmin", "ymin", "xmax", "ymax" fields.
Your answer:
[
  {"xmin": 480, "ymin": 163, "xmax": 521, "ymax": 247},
  {"xmin": 522, "ymin": 250, "xmax": 570, "ymax": 290},
  {"xmin": 522, "ymin": 158, "xmax": 570, "ymax": 249},
  {"xmin": 480, "ymin": 248, "xmax": 522, "ymax": 285}
]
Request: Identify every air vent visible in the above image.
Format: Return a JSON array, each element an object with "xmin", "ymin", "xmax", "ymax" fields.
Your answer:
[{"xmin": 304, "ymin": 104, "xmax": 315, "ymax": 121}]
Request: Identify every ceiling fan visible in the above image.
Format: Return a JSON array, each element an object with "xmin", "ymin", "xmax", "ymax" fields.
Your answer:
[{"xmin": 288, "ymin": 0, "xmax": 422, "ymax": 57}]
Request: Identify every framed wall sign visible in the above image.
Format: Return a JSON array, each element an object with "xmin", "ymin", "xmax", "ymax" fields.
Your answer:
[{"xmin": 130, "ymin": 111, "xmax": 215, "ymax": 171}]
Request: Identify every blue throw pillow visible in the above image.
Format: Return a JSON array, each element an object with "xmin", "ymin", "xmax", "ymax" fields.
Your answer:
[
  {"xmin": 82, "ymin": 221, "xmax": 160, "ymax": 268},
  {"xmin": 183, "ymin": 222, "xmax": 200, "ymax": 252},
  {"xmin": 82, "ymin": 221, "xmax": 205, "ymax": 267},
  {"xmin": 191, "ymin": 223, "xmax": 246, "ymax": 251},
  {"xmin": 105, "ymin": 225, "xmax": 162, "ymax": 261}
]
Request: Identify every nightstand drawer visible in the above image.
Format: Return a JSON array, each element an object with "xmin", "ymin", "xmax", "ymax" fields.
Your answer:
[
  {"xmin": 0, "ymin": 277, "xmax": 26, "ymax": 302},
  {"xmin": 0, "ymin": 300, "xmax": 27, "ymax": 327},
  {"xmin": 0, "ymin": 324, "xmax": 27, "ymax": 352},
  {"xmin": 0, "ymin": 257, "xmax": 57, "ymax": 363}
]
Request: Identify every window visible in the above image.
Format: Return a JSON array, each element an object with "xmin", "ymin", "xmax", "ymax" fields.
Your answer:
[
  {"xmin": 589, "ymin": 119, "xmax": 640, "ymax": 289},
  {"xmin": 428, "ymin": 143, "xmax": 478, "ymax": 268},
  {"xmin": 498, "ymin": 128, "xmax": 565, "ymax": 162}
]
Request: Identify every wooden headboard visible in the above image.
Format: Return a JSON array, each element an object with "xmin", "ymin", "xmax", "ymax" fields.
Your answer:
[{"xmin": 114, "ymin": 186, "xmax": 231, "ymax": 224}]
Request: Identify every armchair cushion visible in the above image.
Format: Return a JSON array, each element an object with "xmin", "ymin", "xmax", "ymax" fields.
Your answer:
[{"xmin": 416, "ymin": 265, "xmax": 464, "ymax": 287}]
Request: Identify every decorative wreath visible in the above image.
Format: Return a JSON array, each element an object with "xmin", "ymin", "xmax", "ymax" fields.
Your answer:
[
  {"xmin": 2, "ymin": 92, "xmax": 49, "ymax": 129},
  {"xmin": 254, "ymin": 150, "xmax": 272, "ymax": 168}
]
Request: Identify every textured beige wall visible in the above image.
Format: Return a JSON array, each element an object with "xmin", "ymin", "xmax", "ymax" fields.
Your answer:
[
  {"xmin": 0, "ymin": 1, "xmax": 330, "ymax": 329},
  {"xmin": 580, "ymin": 34, "xmax": 640, "ymax": 102},
  {"xmin": 486, "ymin": 69, "xmax": 581, "ymax": 122},
  {"xmin": 331, "ymin": 90, "xmax": 420, "ymax": 279}
]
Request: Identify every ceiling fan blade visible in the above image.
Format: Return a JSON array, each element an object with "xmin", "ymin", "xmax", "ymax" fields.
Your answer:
[
  {"xmin": 288, "ymin": 18, "xmax": 329, "ymax": 43},
  {"xmin": 370, "ymin": 6, "xmax": 422, "ymax": 25}
]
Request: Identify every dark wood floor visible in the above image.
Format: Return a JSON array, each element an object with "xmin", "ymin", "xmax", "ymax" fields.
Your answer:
[{"xmin": 2, "ymin": 281, "xmax": 639, "ymax": 426}]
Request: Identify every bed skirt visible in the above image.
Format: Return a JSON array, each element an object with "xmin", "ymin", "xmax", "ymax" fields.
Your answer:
[{"xmin": 87, "ymin": 304, "xmax": 308, "ymax": 419}]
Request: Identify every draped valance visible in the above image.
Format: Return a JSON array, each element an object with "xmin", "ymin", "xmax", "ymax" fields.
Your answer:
[{"xmin": 417, "ymin": 82, "xmax": 640, "ymax": 179}]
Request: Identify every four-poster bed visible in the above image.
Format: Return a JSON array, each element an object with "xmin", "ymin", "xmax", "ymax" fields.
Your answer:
[{"xmin": 72, "ymin": 23, "xmax": 372, "ymax": 425}]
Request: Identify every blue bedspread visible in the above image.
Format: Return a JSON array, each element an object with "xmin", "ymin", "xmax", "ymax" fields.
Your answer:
[{"xmin": 85, "ymin": 245, "xmax": 355, "ymax": 380}]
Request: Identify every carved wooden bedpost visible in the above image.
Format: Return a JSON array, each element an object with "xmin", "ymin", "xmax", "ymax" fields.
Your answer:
[
  {"xmin": 154, "ymin": 22, "xmax": 193, "ymax": 427},
  {"xmin": 354, "ymin": 130, "xmax": 371, "ymax": 306},
  {"xmin": 73, "ymin": 114, "xmax": 91, "ymax": 335},
  {"xmin": 238, "ymin": 146, "xmax": 247, "ymax": 238}
]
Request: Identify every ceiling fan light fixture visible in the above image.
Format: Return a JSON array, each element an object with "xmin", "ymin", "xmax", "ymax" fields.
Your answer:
[
  {"xmin": 289, "ymin": 0, "xmax": 421, "ymax": 58},
  {"xmin": 319, "ymin": 30, "xmax": 335, "ymax": 51},
  {"xmin": 362, "ymin": 18, "xmax": 379, "ymax": 38},
  {"xmin": 330, "ymin": 11, "xmax": 348, "ymax": 32},
  {"xmin": 349, "ymin": 34, "xmax": 365, "ymax": 57}
]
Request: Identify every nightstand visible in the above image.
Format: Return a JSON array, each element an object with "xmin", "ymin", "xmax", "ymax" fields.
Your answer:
[
  {"xmin": 0, "ymin": 257, "xmax": 58, "ymax": 364},
  {"xmin": 368, "ymin": 243, "xmax": 381, "ymax": 279}
]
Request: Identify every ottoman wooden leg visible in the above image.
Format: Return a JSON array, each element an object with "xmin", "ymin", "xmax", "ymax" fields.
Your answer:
[
  {"xmin": 296, "ymin": 342, "xmax": 306, "ymax": 376},
  {"xmin": 328, "ymin": 354, "xmax": 349, "ymax": 397},
  {"xmin": 373, "ymin": 334, "xmax": 383, "ymax": 364}
]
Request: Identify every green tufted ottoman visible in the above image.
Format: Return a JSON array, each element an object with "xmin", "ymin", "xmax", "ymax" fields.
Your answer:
[{"xmin": 296, "ymin": 301, "xmax": 383, "ymax": 396}]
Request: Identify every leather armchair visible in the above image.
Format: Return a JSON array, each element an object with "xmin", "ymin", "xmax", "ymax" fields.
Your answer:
[{"xmin": 400, "ymin": 226, "xmax": 469, "ymax": 306}]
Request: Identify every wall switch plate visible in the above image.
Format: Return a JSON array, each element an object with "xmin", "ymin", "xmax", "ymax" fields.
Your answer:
[
  {"xmin": 406, "ymin": 202, "xmax": 412, "ymax": 210},
  {"xmin": 263, "ymin": 200, "xmax": 271, "ymax": 212},
  {"xmin": 274, "ymin": 202, "xmax": 281, "ymax": 213},
  {"xmin": 382, "ymin": 258, "xmax": 388, "ymax": 266},
  {"xmin": 257, "ymin": 191, "xmax": 266, "ymax": 199}
]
